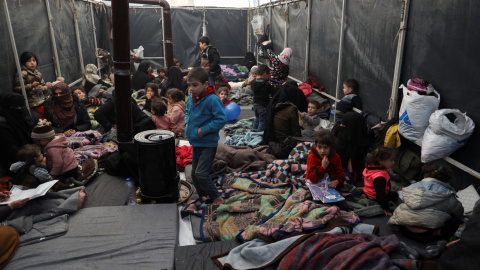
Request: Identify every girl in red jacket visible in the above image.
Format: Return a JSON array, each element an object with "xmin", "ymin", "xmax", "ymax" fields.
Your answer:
[
  {"xmin": 306, "ymin": 130, "xmax": 346, "ymax": 189},
  {"xmin": 362, "ymin": 147, "xmax": 397, "ymax": 216}
]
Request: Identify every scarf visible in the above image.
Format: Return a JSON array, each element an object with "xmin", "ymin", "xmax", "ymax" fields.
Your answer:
[
  {"xmin": 138, "ymin": 61, "xmax": 151, "ymax": 74},
  {"xmin": 49, "ymin": 82, "xmax": 75, "ymax": 129},
  {"xmin": 193, "ymin": 85, "xmax": 216, "ymax": 105},
  {"xmin": 84, "ymin": 64, "xmax": 101, "ymax": 84},
  {"xmin": 166, "ymin": 67, "xmax": 185, "ymax": 91}
]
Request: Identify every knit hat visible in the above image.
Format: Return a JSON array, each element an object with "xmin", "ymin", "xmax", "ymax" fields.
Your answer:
[
  {"xmin": 31, "ymin": 119, "xmax": 55, "ymax": 140},
  {"xmin": 279, "ymin": 48, "xmax": 293, "ymax": 65}
]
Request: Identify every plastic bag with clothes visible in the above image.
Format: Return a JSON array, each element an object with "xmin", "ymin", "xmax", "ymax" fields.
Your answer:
[{"xmin": 421, "ymin": 109, "xmax": 475, "ymax": 162}]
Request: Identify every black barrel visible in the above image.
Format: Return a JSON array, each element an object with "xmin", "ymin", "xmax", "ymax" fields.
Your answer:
[{"xmin": 134, "ymin": 130, "xmax": 179, "ymax": 202}]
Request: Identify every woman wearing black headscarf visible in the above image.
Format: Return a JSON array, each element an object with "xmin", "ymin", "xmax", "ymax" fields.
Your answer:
[
  {"xmin": 263, "ymin": 81, "xmax": 308, "ymax": 144},
  {"xmin": 243, "ymin": 52, "xmax": 257, "ymax": 71},
  {"xmin": 0, "ymin": 93, "xmax": 34, "ymax": 176},
  {"xmin": 131, "ymin": 60, "xmax": 153, "ymax": 90},
  {"xmin": 160, "ymin": 67, "xmax": 188, "ymax": 96},
  {"xmin": 332, "ymin": 111, "xmax": 371, "ymax": 184}
]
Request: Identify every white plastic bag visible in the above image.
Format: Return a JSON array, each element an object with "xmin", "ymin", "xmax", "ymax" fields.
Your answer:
[
  {"xmin": 251, "ymin": 15, "xmax": 264, "ymax": 36},
  {"xmin": 398, "ymin": 85, "xmax": 440, "ymax": 143},
  {"xmin": 133, "ymin": 45, "xmax": 144, "ymax": 59},
  {"xmin": 421, "ymin": 109, "xmax": 475, "ymax": 162}
]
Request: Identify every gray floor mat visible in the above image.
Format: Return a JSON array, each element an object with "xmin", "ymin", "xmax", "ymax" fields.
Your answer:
[{"xmin": 175, "ymin": 239, "xmax": 241, "ymax": 270}]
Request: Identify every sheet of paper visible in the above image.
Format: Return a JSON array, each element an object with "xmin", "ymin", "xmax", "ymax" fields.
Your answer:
[{"xmin": 0, "ymin": 180, "xmax": 58, "ymax": 205}]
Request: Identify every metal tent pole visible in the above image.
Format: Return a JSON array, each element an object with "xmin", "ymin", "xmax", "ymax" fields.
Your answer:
[
  {"xmin": 161, "ymin": 7, "xmax": 167, "ymax": 68},
  {"xmin": 90, "ymin": 2, "xmax": 102, "ymax": 76},
  {"xmin": 71, "ymin": 2, "xmax": 85, "ymax": 75},
  {"xmin": 3, "ymin": 0, "xmax": 30, "ymax": 115},
  {"xmin": 247, "ymin": 5, "xmax": 251, "ymax": 53},
  {"xmin": 304, "ymin": 0, "xmax": 312, "ymax": 82},
  {"xmin": 388, "ymin": 0, "xmax": 410, "ymax": 120},
  {"xmin": 334, "ymin": 0, "xmax": 346, "ymax": 123},
  {"xmin": 45, "ymin": 0, "xmax": 62, "ymax": 77},
  {"xmin": 283, "ymin": 5, "xmax": 288, "ymax": 49}
]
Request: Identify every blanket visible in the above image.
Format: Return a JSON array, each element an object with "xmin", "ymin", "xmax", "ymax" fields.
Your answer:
[
  {"xmin": 277, "ymin": 233, "xmax": 417, "ymax": 270},
  {"xmin": 74, "ymin": 143, "xmax": 118, "ymax": 165},
  {"xmin": 67, "ymin": 130, "xmax": 103, "ymax": 149},
  {"xmin": 182, "ymin": 175, "xmax": 360, "ymax": 242},
  {"xmin": 176, "ymin": 145, "xmax": 193, "ymax": 171},
  {"xmin": 229, "ymin": 82, "xmax": 253, "ymax": 106},
  {"xmin": 224, "ymin": 131, "xmax": 264, "ymax": 147},
  {"xmin": 210, "ymin": 144, "xmax": 276, "ymax": 178},
  {"xmin": 2, "ymin": 187, "xmax": 82, "ymax": 246},
  {"xmin": 220, "ymin": 64, "xmax": 249, "ymax": 82},
  {"xmin": 224, "ymin": 118, "xmax": 255, "ymax": 137}
]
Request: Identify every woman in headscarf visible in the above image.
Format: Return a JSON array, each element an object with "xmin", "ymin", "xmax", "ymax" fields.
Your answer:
[
  {"xmin": 0, "ymin": 93, "xmax": 34, "ymax": 177},
  {"xmin": 262, "ymin": 43, "xmax": 292, "ymax": 87},
  {"xmin": 43, "ymin": 82, "xmax": 91, "ymax": 136},
  {"xmin": 82, "ymin": 64, "xmax": 112, "ymax": 94},
  {"xmin": 263, "ymin": 81, "xmax": 308, "ymax": 144},
  {"xmin": 242, "ymin": 52, "xmax": 257, "ymax": 71},
  {"xmin": 160, "ymin": 66, "xmax": 188, "ymax": 96},
  {"xmin": 332, "ymin": 111, "xmax": 371, "ymax": 184},
  {"xmin": 131, "ymin": 60, "xmax": 153, "ymax": 91}
]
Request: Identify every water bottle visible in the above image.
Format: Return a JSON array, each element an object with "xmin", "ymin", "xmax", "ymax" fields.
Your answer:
[
  {"xmin": 125, "ymin": 178, "xmax": 137, "ymax": 205},
  {"xmin": 36, "ymin": 86, "xmax": 45, "ymax": 100}
]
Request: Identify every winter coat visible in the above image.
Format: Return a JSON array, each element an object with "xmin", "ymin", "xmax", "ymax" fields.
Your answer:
[
  {"xmin": 13, "ymin": 66, "xmax": 46, "ymax": 108},
  {"xmin": 267, "ymin": 49, "xmax": 289, "ymax": 87},
  {"xmin": 167, "ymin": 102, "xmax": 186, "ymax": 134},
  {"xmin": 152, "ymin": 114, "xmax": 178, "ymax": 133},
  {"xmin": 388, "ymin": 178, "xmax": 464, "ymax": 229},
  {"xmin": 306, "ymin": 146, "xmax": 346, "ymax": 185},
  {"xmin": 363, "ymin": 167, "xmax": 390, "ymax": 199},
  {"xmin": 185, "ymin": 87, "xmax": 226, "ymax": 147},
  {"xmin": 272, "ymin": 103, "xmax": 301, "ymax": 143},
  {"xmin": 336, "ymin": 93, "xmax": 363, "ymax": 114},
  {"xmin": 44, "ymin": 95, "xmax": 91, "ymax": 134},
  {"xmin": 301, "ymin": 112, "xmax": 320, "ymax": 131},
  {"xmin": 197, "ymin": 46, "xmax": 221, "ymax": 76},
  {"xmin": 44, "ymin": 134, "xmax": 78, "ymax": 179},
  {"xmin": 251, "ymin": 78, "xmax": 274, "ymax": 107}
]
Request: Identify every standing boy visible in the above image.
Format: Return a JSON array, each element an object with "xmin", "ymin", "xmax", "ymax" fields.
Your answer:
[
  {"xmin": 185, "ymin": 68, "xmax": 226, "ymax": 205},
  {"xmin": 198, "ymin": 36, "xmax": 221, "ymax": 86},
  {"xmin": 251, "ymin": 64, "xmax": 274, "ymax": 132}
]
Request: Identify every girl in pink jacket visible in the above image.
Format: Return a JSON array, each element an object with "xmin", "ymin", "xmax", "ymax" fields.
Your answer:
[{"xmin": 166, "ymin": 88, "xmax": 186, "ymax": 136}]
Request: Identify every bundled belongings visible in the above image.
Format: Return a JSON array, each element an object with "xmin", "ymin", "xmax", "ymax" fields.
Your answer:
[
  {"xmin": 398, "ymin": 80, "xmax": 440, "ymax": 143},
  {"xmin": 421, "ymin": 109, "xmax": 475, "ymax": 162}
]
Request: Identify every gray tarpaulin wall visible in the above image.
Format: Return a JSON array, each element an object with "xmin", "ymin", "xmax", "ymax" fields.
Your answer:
[{"xmin": 1, "ymin": 0, "xmax": 479, "ymax": 185}]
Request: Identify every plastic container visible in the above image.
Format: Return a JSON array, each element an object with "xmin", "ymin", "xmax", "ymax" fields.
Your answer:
[
  {"xmin": 125, "ymin": 178, "xmax": 137, "ymax": 205},
  {"xmin": 36, "ymin": 86, "xmax": 45, "ymax": 100}
]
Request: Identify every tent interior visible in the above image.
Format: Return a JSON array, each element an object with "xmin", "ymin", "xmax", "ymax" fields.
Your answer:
[{"xmin": 1, "ymin": 0, "xmax": 479, "ymax": 269}]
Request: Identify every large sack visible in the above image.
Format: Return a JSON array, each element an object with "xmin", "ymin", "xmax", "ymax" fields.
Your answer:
[
  {"xmin": 398, "ymin": 84, "xmax": 440, "ymax": 143},
  {"xmin": 421, "ymin": 109, "xmax": 475, "ymax": 163}
]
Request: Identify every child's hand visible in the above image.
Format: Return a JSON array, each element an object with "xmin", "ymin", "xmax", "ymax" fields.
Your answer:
[
  {"xmin": 32, "ymin": 81, "xmax": 40, "ymax": 87},
  {"xmin": 9, "ymin": 198, "xmax": 29, "ymax": 210},
  {"xmin": 64, "ymin": 129, "xmax": 76, "ymax": 136},
  {"xmin": 328, "ymin": 180, "xmax": 339, "ymax": 188},
  {"xmin": 321, "ymin": 155, "xmax": 329, "ymax": 170},
  {"xmin": 0, "ymin": 191, "xmax": 12, "ymax": 202},
  {"xmin": 384, "ymin": 210, "xmax": 393, "ymax": 217},
  {"xmin": 197, "ymin": 128, "xmax": 203, "ymax": 137}
]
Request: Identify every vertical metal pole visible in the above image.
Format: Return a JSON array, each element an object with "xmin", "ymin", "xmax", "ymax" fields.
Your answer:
[
  {"xmin": 247, "ymin": 7, "xmax": 251, "ymax": 53},
  {"xmin": 71, "ymin": 3, "xmax": 85, "ymax": 75},
  {"xmin": 3, "ymin": 0, "xmax": 30, "ymax": 115},
  {"xmin": 90, "ymin": 2, "xmax": 102, "ymax": 76},
  {"xmin": 304, "ymin": 0, "xmax": 312, "ymax": 82},
  {"xmin": 388, "ymin": 0, "xmax": 410, "ymax": 120},
  {"xmin": 45, "ymin": 0, "xmax": 62, "ymax": 77},
  {"xmin": 112, "ymin": 0, "xmax": 133, "ymax": 142},
  {"xmin": 161, "ymin": 7, "xmax": 166, "ymax": 68},
  {"xmin": 283, "ymin": 6, "xmax": 288, "ymax": 49},
  {"xmin": 334, "ymin": 0, "xmax": 346, "ymax": 123},
  {"xmin": 269, "ymin": 1, "xmax": 272, "ymax": 40}
]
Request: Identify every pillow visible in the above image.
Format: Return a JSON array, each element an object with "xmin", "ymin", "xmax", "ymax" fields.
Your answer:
[{"xmin": 456, "ymin": 185, "xmax": 480, "ymax": 215}]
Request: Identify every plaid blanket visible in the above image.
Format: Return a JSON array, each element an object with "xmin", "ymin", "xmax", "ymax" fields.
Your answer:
[
  {"xmin": 182, "ymin": 175, "xmax": 360, "ymax": 242},
  {"xmin": 278, "ymin": 233, "xmax": 417, "ymax": 270}
]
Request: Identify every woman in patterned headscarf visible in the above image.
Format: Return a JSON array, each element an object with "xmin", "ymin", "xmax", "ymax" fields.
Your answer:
[{"xmin": 43, "ymin": 82, "xmax": 91, "ymax": 136}]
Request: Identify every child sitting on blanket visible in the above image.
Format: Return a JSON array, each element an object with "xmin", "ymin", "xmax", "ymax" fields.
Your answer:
[
  {"xmin": 151, "ymin": 97, "xmax": 179, "ymax": 135},
  {"xmin": 388, "ymin": 162, "xmax": 463, "ymax": 243},
  {"xmin": 10, "ymin": 144, "xmax": 68, "ymax": 191},
  {"xmin": 306, "ymin": 130, "xmax": 346, "ymax": 189},
  {"xmin": 31, "ymin": 119, "xmax": 79, "ymax": 183},
  {"xmin": 185, "ymin": 68, "xmax": 227, "ymax": 205},
  {"xmin": 216, "ymin": 87, "xmax": 231, "ymax": 108},
  {"xmin": 167, "ymin": 88, "xmax": 186, "ymax": 136},
  {"xmin": 363, "ymin": 147, "xmax": 398, "ymax": 216},
  {"xmin": 300, "ymin": 100, "xmax": 322, "ymax": 138}
]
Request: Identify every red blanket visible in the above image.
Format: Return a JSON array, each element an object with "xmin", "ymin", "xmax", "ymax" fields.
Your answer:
[{"xmin": 176, "ymin": 145, "xmax": 192, "ymax": 171}]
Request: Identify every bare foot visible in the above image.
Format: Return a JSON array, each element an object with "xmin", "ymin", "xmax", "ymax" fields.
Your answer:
[
  {"xmin": 78, "ymin": 189, "xmax": 86, "ymax": 209},
  {"xmin": 212, "ymin": 196, "xmax": 224, "ymax": 206}
]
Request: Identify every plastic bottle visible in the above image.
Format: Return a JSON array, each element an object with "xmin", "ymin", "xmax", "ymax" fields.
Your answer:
[
  {"xmin": 125, "ymin": 178, "xmax": 137, "ymax": 205},
  {"xmin": 36, "ymin": 86, "xmax": 45, "ymax": 100}
]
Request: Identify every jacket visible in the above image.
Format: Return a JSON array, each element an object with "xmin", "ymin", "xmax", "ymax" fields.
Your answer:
[
  {"xmin": 152, "ymin": 114, "xmax": 178, "ymax": 133},
  {"xmin": 185, "ymin": 88, "xmax": 226, "ymax": 147},
  {"xmin": 306, "ymin": 146, "xmax": 346, "ymax": 184},
  {"xmin": 363, "ymin": 167, "xmax": 390, "ymax": 199},
  {"xmin": 44, "ymin": 95, "xmax": 91, "ymax": 133},
  {"xmin": 251, "ymin": 78, "xmax": 274, "ymax": 107},
  {"xmin": 13, "ymin": 66, "xmax": 46, "ymax": 108},
  {"xmin": 336, "ymin": 93, "xmax": 363, "ymax": 114},
  {"xmin": 44, "ymin": 134, "xmax": 78, "ymax": 179},
  {"xmin": 167, "ymin": 102, "xmax": 186, "ymax": 134},
  {"xmin": 197, "ymin": 46, "xmax": 221, "ymax": 76},
  {"xmin": 388, "ymin": 178, "xmax": 464, "ymax": 229},
  {"xmin": 301, "ymin": 112, "xmax": 320, "ymax": 131},
  {"xmin": 273, "ymin": 103, "xmax": 301, "ymax": 143}
]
